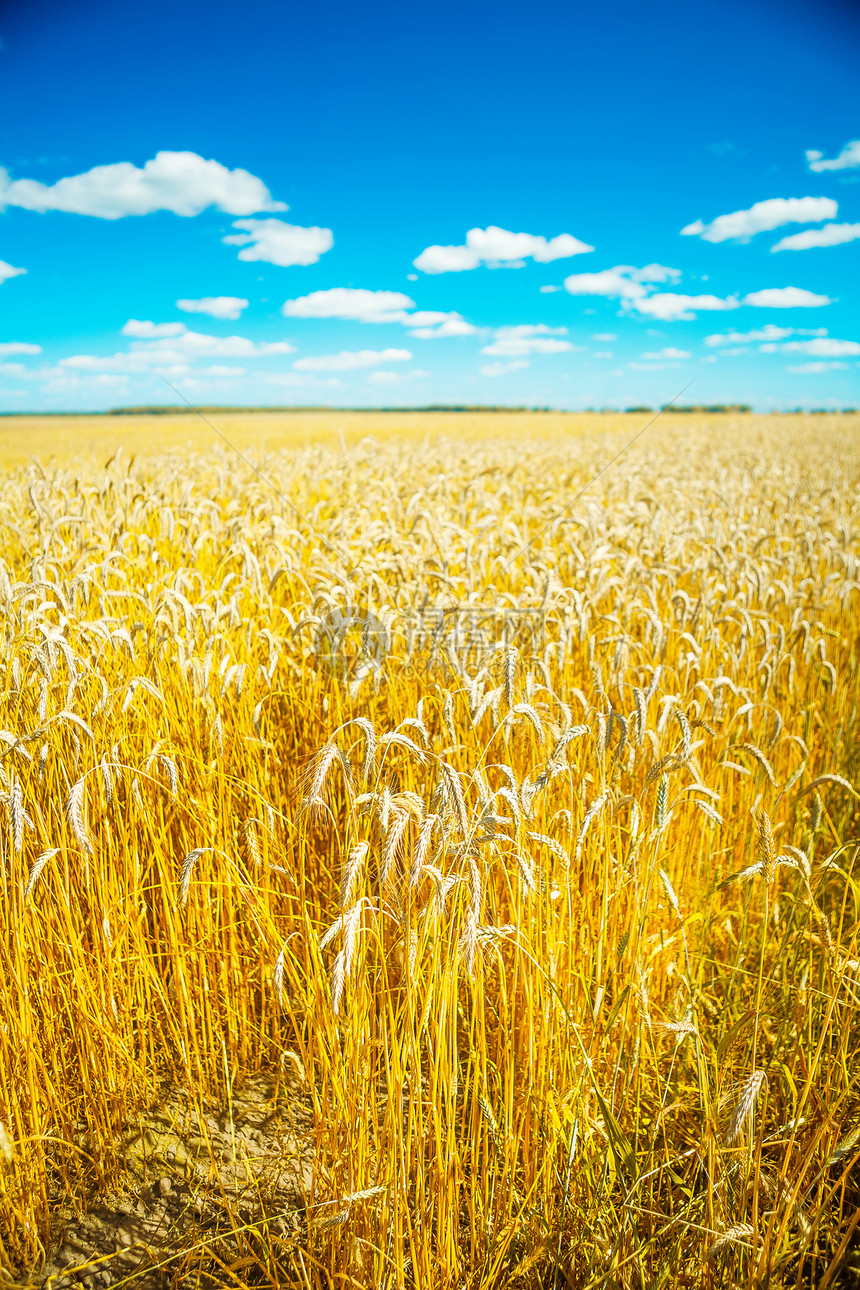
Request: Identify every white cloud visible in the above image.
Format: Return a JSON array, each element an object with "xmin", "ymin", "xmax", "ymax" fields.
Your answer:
[
  {"xmin": 806, "ymin": 140, "xmax": 860, "ymax": 172},
  {"xmin": 468, "ymin": 227, "xmax": 593, "ymax": 263},
  {"xmin": 132, "ymin": 331, "xmax": 295, "ymax": 357},
  {"xmin": 592, "ymin": 332, "xmax": 617, "ymax": 341},
  {"xmin": 404, "ymin": 311, "xmax": 456, "ymax": 327},
  {"xmin": 60, "ymin": 329, "xmax": 295, "ymax": 373},
  {"xmin": 786, "ymin": 361, "xmax": 849, "ymax": 373},
  {"xmin": 539, "ymin": 284, "xmax": 562, "ymax": 293},
  {"xmin": 0, "ymin": 341, "xmax": 41, "ymax": 355},
  {"xmin": 482, "ymin": 339, "xmax": 573, "ymax": 356},
  {"xmin": 781, "ymin": 337, "xmax": 860, "ymax": 356},
  {"xmin": 0, "ymin": 362, "xmax": 26, "ymax": 373},
  {"xmin": 592, "ymin": 351, "xmax": 613, "ymax": 358},
  {"xmin": 263, "ymin": 372, "xmax": 341, "ymax": 388},
  {"xmin": 630, "ymin": 293, "xmax": 739, "ymax": 320},
  {"xmin": 633, "ymin": 264, "xmax": 683, "ymax": 285},
  {"xmin": 1, "ymin": 363, "xmax": 146, "ymax": 390},
  {"xmin": 481, "ymin": 325, "xmax": 574, "ymax": 357},
  {"xmin": 563, "ymin": 264, "xmax": 681, "ymax": 300},
  {"xmin": 562, "ymin": 264, "xmax": 741, "ymax": 320},
  {"xmin": 640, "ymin": 347, "xmax": 690, "ymax": 360},
  {"xmin": 281, "ymin": 288, "xmax": 477, "ymax": 337},
  {"xmin": 681, "ymin": 196, "xmax": 837, "ymax": 243},
  {"xmin": 414, "ymin": 225, "xmax": 594, "ymax": 274},
  {"xmin": 282, "ymin": 287, "xmax": 415, "ymax": 322},
  {"xmin": 0, "ymin": 260, "xmax": 26, "ymax": 283},
  {"xmin": 223, "ymin": 219, "xmax": 333, "ymax": 267},
  {"xmin": 771, "ymin": 223, "xmax": 860, "ymax": 252},
  {"xmin": 480, "ymin": 360, "xmax": 530, "ymax": 376},
  {"xmin": 57, "ymin": 351, "xmax": 182, "ymax": 373},
  {"xmin": 0, "ymin": 151, "xmax": 285, "ymax": 219},
  {"xmin": 366, "ymin": 369, "xmax": 430, "ymax": 384},
  {"xmin": 121, "ymin": 319, "xmax": 187, "ymax": 338},
  {"xmin": 198, "ymin": 365, "xmax": 247, "ymax": 376},
  {"xmin": 407, "ymin": 314, "xmax": 478, "ymax": 338},
  {"xmin": 500, "ymin": 324, "xmax": 568, "ymax": 337},
  {"xmin": 742, "ymin": 287, "xmax": 832, "ymax": 308},
  {"xmin": 564, "ymin": 268, "xmax": 645, "ymax": 299},
  {"xmin": 293, "ymin": 348, "xmax": 412, "ymax": 371},
  {"xmin": 413, "ymin": 245, "xmax": 482, "ymax": 274},
  {"xmin": 562, "ymin": 261, "xmax": 830, "ymax": 319},
  {"xmin": 176, "ymin": 296, "xmax": 249, "ymax": 320},
  {"xmin": 704, "ymin": 324, "xmax": 827, "ymax": 346}
]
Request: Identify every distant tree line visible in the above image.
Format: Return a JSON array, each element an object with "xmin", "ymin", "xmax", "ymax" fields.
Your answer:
[{"xmin": 647, "ymin": 403, "xmax": 753, "ymax": 414}]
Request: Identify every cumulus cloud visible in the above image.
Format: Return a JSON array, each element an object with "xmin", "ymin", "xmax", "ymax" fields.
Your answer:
[
  {"xmin": 413, "ymin": 245, "xmax": 483, "ymax": 274},
  {"xmin": 58, "ymin": 352, "xmax": 182, "ymax": 373},
  {"xmin": 631, "ymin": 293, "xmax": 740, "ymax": 320},
  {"xmin": 551, "ymin": 260, "xmax": 836, "ymax": 323},
  {"xmin": 404, "ymin": 311, "xmax": 457, "ymax": 328},
  {"xmin": 704, "ymin": 324, "xmax": 827, "ymax": 346},
  {"xmin": 806, "ymin": 140, "xmax": 860, "ymax": 172},
  {"xmin": 283, "ymin": 287, "xmax": 415, "ymax": 322},
  {"xmin": 640, "ymin": 347, "xmax": 690, "ymax": 360},
  {"xmin": 0, "ymin": 259, "xmax": 26, "ymax": 283},
  {"xmin": 408, "ymin": 316, "xmax": 478, "ymax": 338},
  {"xmin": 780, "ymin": 337, "xmax": 860, "ymax": 356},
  {"xmin": 176, "ymin": 296, "xmax": 249, "ymax": 320},
  {"xmin": 121, "ymin": 319, "xmax": 187, "ymax": 338},
  {"xmin": 592, "ymin": 332, "xmax": 617, "ymax": 341},
  {"xmin": 481, "ymin": 360, "xmax": 530, "ymax": 376},
  {"xmin": 481, "ymin": 325, "xmax": 574, "ymax": 357},
  {"xmin": 483, "ymin": 338, "xmax": 572, "ymax": 356},
  {"xmin": 629, "ymin": 286, "xmax": 831, "ymax": 320},
  {"xmin": 281, "ymin": 288, "xmax": 477, "ymax": 337},
  {"xmin": 786, "ymin": 361, "xmax": 849, "ymax": 373},
  {"xmin": 61, "ymin": 328, "xmax": 295, "ymax": 373},
  {"xmin": 501, "ymin": 324, "xmax": 569, "ymax": 336},
  {"xmin": 771, "ymin": 223, "xmax": 860, "ymax": 252},
  {"xmin": 0, "ymin": 151, "xmax": 285, "ymax": 219},
  {"xmin": 414, "ymin": 226, "xmax": 594, "ymax": 274},
  {"xmin": 366, "ymin": 369, "xmax": 430, "ymax": 384},
  {"xmin": 0, "ymin": 341, "xmax": 41, "ymax": 355},
  {"xmin": 263, "ymin": 372, "xmax": 341, "ymax": 388},
  {"xmin": 224, "ymin": 219, "xmax": 333, "ymax": 267},
  {"xmin": 742, "ymin": 287, "xmax": 832, "ymax": 308},
  {"xmin": 562, "ymin": 265, "xmax": 740, "ymax": 320},
  {"xmin": 681, "ymin": 197, "xmax": 837, "ymax": 243},
  {"xmin": 563, "ymin": 264, "xmax": 681, "ymax": 300},
  {"xmin": 132, "ymin": 331, "xmax": 295, "ymax": 358},
  {"xmin": 293, "ymin": 348, "xmax": 412, "ymax": 371}
]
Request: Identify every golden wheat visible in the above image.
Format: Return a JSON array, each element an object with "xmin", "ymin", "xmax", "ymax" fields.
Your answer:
[{"xmin": 0, "ymin": 411, "xmax": 856, "ymax": 1288}]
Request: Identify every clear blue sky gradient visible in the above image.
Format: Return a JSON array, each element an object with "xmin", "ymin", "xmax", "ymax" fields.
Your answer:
[{"xmin": 1, "ymin": 0, "xmax": 858, "ymax": 410}]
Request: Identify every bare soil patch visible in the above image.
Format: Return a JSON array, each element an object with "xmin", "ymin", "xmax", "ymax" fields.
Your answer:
[{"xmin": 36, "ymin": 1076, "xmax": 314, "ymax": 1289}]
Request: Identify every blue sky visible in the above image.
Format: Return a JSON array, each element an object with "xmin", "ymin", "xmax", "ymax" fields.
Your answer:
[{"xmin": 1, "ymin": 0, "xmax": 859, "ymax": 411}]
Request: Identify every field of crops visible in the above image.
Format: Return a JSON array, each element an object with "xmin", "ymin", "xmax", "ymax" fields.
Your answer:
[{"xmin": 0, "ymin": 410, "xmax": 858, "ymax": 1289}]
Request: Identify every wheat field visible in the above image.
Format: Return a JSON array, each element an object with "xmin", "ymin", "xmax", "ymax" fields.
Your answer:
[{"xmin": 0, "ymin": 410, "xmax": 858, "ymax": 1289}]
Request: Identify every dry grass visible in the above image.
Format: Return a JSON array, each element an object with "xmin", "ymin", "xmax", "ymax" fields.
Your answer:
[{"xmin": 0, "ymin": 411, "xmax": 857, "ymax": 1288}]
